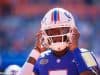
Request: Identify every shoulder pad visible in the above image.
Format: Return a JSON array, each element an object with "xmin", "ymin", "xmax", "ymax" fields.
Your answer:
[
  {"xmin": 81, "ymin": 50, "xmax": 97, "ymax": 67},
  {"xmin": 40, "ymin": 50, "xmax": 51, "ymax": 58}
]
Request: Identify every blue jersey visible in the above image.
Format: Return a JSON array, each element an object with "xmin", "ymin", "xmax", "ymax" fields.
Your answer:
[{"xmin": 33, "ymin": 48, "xmax": 97, "ymax": 75}]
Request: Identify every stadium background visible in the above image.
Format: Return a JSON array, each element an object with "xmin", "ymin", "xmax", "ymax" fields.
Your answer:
[{"xmin": 0, "ymin": 0, "xmax": 100, "ymax": 74}]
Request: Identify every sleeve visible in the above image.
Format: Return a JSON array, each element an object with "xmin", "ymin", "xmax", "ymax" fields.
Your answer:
[
  {"xmin": 33, "ymin": 59, "xmax": 40, "ymax": 75},
  {"xmin": 72, "ymin": 48, "xmax": 100, "ymax": 74}
]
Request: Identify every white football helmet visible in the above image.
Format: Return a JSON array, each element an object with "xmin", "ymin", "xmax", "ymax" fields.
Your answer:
[
  {"xmin": 4, "ymin": 65, "xmax": 21, "ymax": 75},
  {"xmin": 40, "ymin": 8, "xmax": 76, "ymax": 51}
]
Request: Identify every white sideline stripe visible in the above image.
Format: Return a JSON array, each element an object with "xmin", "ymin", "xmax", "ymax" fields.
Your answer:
[
  {"xmin": 0, "ymin": 72, "xmax": 12, "ymax": 75},
  {"xmin": 0, "ymin": 72, "xmax": 4, "ymax": 74},
  {"xmin": 0, "ymin": 72, "xmax": 9, "ymax": 75}
]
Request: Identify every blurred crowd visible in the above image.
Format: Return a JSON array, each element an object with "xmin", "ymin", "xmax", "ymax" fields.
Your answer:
[{"xmin": 0, "ymin": 0, "xmax": 100, "ymax": 73}]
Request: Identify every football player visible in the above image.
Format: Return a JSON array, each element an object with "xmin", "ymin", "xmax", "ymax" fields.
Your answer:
[{"xmin": 17, "ymin": 8, "xmax": 100, "ymax": 75}]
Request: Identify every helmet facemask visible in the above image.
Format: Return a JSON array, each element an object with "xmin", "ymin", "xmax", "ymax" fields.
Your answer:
[
  {"xmin": 40, "ymin": 8, "xmax": 76, "ymax": 52},
  {"xmin": 41, "ymin": 26, "xmax": 71, "ymax": 52}
]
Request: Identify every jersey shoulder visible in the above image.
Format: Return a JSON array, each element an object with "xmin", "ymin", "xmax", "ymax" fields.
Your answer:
[{"xmin": 39, "ymin": 49, "xmax": 52, "ymax": 58}]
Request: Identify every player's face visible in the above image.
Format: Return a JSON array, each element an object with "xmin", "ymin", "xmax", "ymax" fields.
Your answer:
[{"xmin": 45, "ymin": 27, "xmax": 70, "ymax": 43}]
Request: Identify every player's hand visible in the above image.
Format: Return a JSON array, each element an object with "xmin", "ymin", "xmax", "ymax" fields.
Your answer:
[
  {"xmin": 69, "ymin": 26, "xmax": 80, "ymax": 51},
  {"xmin": 27, "ymin": 31, "xmax": 47, "ymax": 64},
  {"xmin": 34, "ymin": 31, "xmax": 47, "ymax": 53}
]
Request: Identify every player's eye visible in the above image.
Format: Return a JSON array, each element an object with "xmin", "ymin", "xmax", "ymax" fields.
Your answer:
[
  {"xmin": 51, "ymin": 36, "xmax": 62, "ymax": 42},
  {"xmin": 45, "ymin": 28, "xmax": 60, "ymax": 36},
  {"xmin": 45, "ymin": 27, "xmax": 70, "ymax": 36}
]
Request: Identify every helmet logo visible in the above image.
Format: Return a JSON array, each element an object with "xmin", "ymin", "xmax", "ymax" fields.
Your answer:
[{"xmin": 64, "ymin": 12, "xmax": 72, "ymax": 21}]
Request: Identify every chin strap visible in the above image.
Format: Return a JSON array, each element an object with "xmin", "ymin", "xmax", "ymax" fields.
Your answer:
[{"xmin": 52, "ymin": 47, "xmax": 69, "ymax": 57}]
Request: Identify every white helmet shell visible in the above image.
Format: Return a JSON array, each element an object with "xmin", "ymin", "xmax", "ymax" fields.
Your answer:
[
  {"xmin": 41, "ymin": 8, "xmax": 75, "ymax": 30},
  {"xmin": 40, "ymin": 8, "xmax": 76, "ymax": 51},
  {"xmin": 4, "ymin": 65, "xmax": 21, "ymax": 75}
]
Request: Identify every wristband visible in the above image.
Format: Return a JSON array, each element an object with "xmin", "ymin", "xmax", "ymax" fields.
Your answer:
[
  {"xmin": 27, "ymin": 57, "xmax": 36, "ymax": 65},
  {"xmin": 27, "ymin": 49, "xmax": 40, "ymax": 65}
]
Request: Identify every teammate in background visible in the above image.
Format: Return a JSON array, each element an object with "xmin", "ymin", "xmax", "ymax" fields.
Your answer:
[
  {"xmin": 4, "ymin": 64, "xmax": 21, "ymax": 75},
  {"xmin": 17, "ymin": 8, "xmax": 100, "ymax": 75}
]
